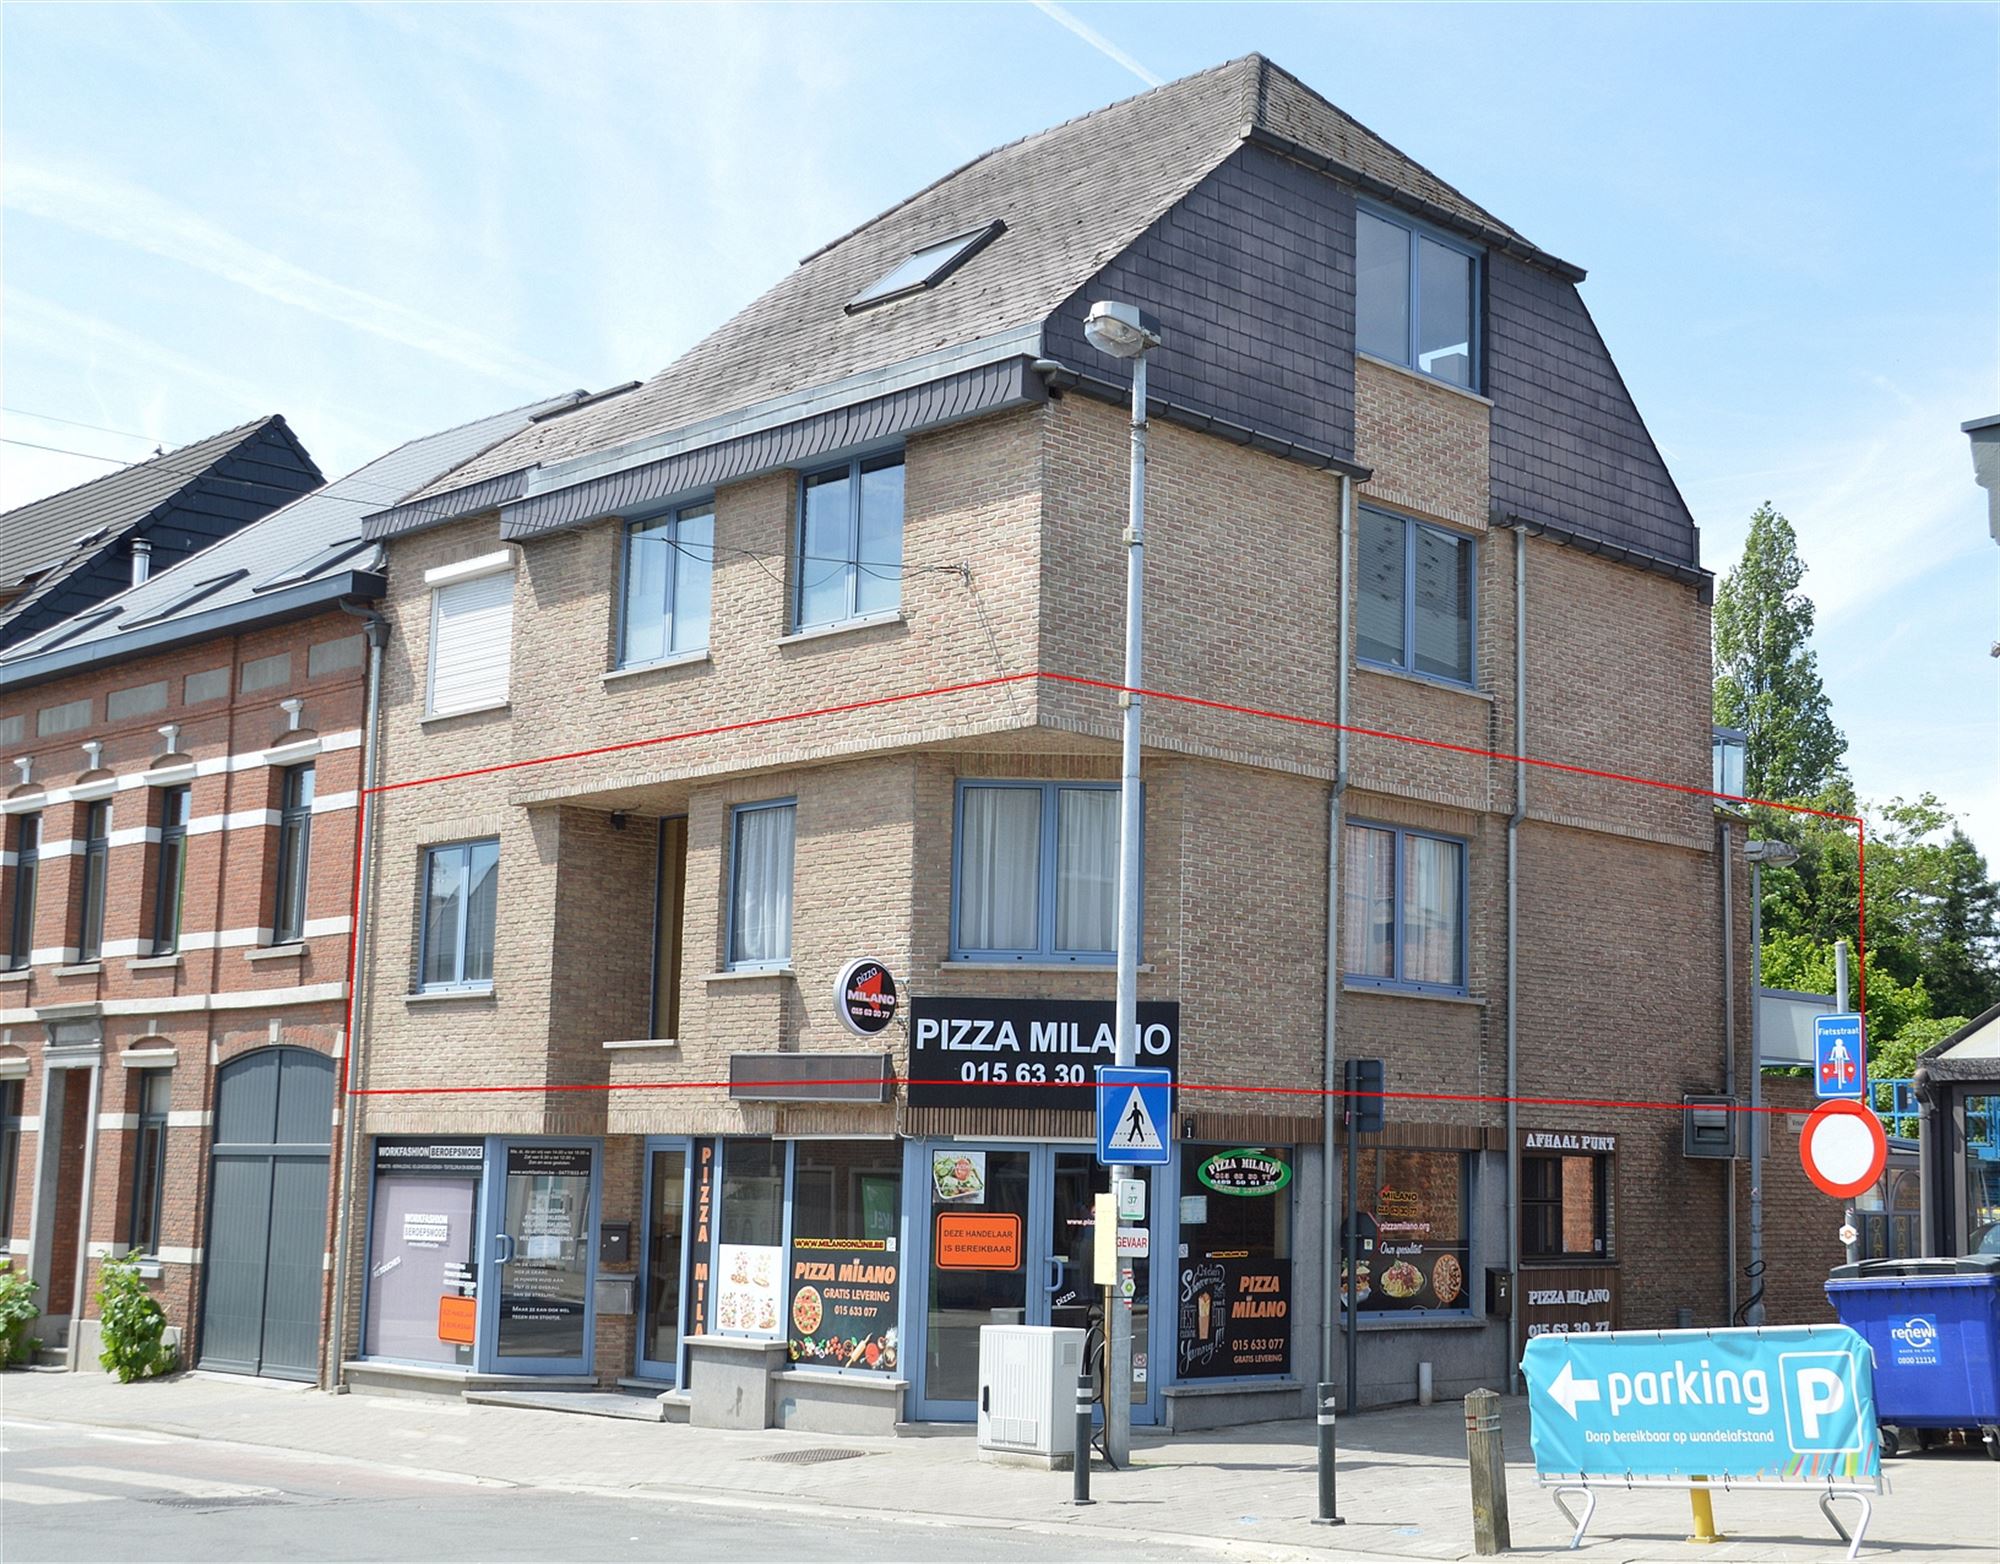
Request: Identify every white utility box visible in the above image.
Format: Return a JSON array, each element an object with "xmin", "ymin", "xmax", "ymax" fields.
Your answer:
[{"xmin": 976, "ymin": 1324, "xmax": 1086, "ymax": 1467}]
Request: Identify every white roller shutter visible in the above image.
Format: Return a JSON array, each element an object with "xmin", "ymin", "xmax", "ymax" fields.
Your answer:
[{"xmin": 428, "ymin": 569, "xmax": 514, "ymax": 715}]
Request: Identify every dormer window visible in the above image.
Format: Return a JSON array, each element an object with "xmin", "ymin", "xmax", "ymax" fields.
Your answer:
[
  {"xmin": 845, "ymin": 221, "xmax": 1005, "ymax": 313},
  {"xmin": 1356, "ymin": 208, "xmax": 1479, "ymax": 389}
]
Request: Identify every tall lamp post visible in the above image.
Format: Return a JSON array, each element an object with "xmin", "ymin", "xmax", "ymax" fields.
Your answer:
[
  {"xmin": 1084, "ymin": 299, "xmax": 1163, "ymax": 1468},
  {"xmin": 1744, "ymin": 836, "xmax": 1800, "ymax": 1325}
]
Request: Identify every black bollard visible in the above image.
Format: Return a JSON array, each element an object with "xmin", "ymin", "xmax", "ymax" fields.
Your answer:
[
  {"xmin": 1072, "ymin": 1372, "xmax": 1096, "ymax": 1505},
  {"xmin": 1313, "ymin": 1380, "xmax": 1344, "ymax": 1525}
]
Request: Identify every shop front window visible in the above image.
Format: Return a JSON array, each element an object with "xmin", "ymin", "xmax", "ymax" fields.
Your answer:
[
  {"xmin": 715, "ymin": 1140, "xmax": 786, "ymax": 1336},
  {"xmin": 1522, "ymin": 1152, "xmax": 1608, "ymax": 1260},
  {"xmin": 788, "ymin": 1141, "xmax": 901, "ymax": 1372},
  {"xmin": 496, "ymin": 1146, "xmax": 593, "ymax": 1361},
  {"xmin": 364, "ymin": 1140, "xmax": 484, "ymax": 1366},
  {"xmin": 1177, "ymin": 1146, "xmax": 1293, "ymax": 1379},
  {"xmin": 1343, "ymin": 1148, "xmax": 1471, "ymax": 1315}
]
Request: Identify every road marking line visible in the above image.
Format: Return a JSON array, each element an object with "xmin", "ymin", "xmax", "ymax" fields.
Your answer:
[
  {"xmin": 2, "ymin": 1482, "xmax": 103, "ymax": 1506},
  {"xmin": 36, "ymin": 1466, "xmax": 280, "ymax": 1500}
]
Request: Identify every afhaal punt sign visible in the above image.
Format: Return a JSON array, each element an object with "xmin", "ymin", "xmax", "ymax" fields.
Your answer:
[{"xmin": 1523, "ymin": 1325, "xmax": 1883, "ymax": 1556}]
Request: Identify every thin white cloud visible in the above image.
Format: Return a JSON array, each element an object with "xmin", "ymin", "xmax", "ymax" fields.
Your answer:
[
  {"xmin": 5, "ymin": 162, "xmax": 581, "ymax": 392},
  {"xmin": 1031, "ymin": 2, "xmax": 1162, "ymax": 87}
]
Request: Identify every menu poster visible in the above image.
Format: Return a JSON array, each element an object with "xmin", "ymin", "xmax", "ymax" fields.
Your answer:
[
  {"xmin": 788, "ymin": 1239, "xmax": 899, "ymax": 1373},
  {"xmin": 715, "ymin": 1243, "xmax": 783, "ymax": 1336},
  {"xmin": 1356, "ymin": 1153, "xmax": 1469, "ymax": 1313},
  {"xmin": 1177, "ymin": 1258, "xmax": 1291, "ymax": 1379}
]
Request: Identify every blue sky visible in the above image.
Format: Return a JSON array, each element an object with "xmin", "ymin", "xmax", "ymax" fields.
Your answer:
[{"xmin": 3, "ymin": 3, "xmax": 1995, "ymax": 858}]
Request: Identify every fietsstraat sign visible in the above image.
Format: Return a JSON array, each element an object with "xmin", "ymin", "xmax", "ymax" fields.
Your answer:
[{"xmin": 1523, "ymin": 1325, "xmax": 1881, "ymax": 1482}]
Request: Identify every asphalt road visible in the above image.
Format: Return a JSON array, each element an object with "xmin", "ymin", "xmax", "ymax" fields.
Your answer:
[{"xmin": 0, "ymin": 1417, "xmax": 1199, "ymax": 1562}]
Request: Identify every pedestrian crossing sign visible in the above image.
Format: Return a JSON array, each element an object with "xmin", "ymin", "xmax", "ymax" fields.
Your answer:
[{"xmin": 1097, "ymin": 1066, "xmax": 1172, "ymax": 1166}]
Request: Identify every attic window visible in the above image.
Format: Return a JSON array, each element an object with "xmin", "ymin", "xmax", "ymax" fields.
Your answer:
[
  {"xmin": 25, "ymin": 607, "xmax": 119, "ymax": 653},
  {"xmin": 844, "ymin": 221, "xmax": 1005, "ymax": 313},
  {"xmin": 255, "ymin": 537, "xmax": 371, "ymax": 592},
  {"xmin": 127, "ymin": 570, "xmax": 248, "ymax": 626}
]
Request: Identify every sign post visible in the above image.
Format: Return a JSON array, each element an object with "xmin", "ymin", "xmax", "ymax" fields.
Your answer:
[{"xmin": 1342, "ymin": 1058, "xmax": 1384, "ymax": 1414}]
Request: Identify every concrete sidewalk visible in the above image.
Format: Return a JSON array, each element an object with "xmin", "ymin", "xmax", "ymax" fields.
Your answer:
[{"xmin": 1, "ymin": 1371, "xmax": 1990, "ymax": 1561}]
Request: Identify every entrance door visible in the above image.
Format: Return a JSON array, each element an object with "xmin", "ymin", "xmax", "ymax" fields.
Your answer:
[
  {"xmin": 199, "ymin": 1048, "xmax": 334, "ymax": 1380},
  {"xmin": 911, "ymin": 1142, "xmax": 1161, "ymax": 1423},
  {"xmin": 635, "ymin": 1139, "xmax": 690, "ymax": 1382},
  {"xmin": 478, "ymin": 1143, "xmax": 596, "ymax": 1375}
]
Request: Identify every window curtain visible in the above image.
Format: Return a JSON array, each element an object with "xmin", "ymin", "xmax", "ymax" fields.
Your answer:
[
  {"xmin": 672, "ymin": 509, "xmax": 714, "ymax": 653},
  {"xmin": 1054, "ymin": 788, "xmax": 1117, "ymax": 953},
  {"xmin": 1342, "ymin": 824, "xmax": 1396, "ymax": 978},
  {"xmin": 623, "ymin": 520, "xmax": 672, "ymax": 665},
  {"xmin": 957, "ymin": 787, "xmax": 1039, "ymax": 951},
  {"xmin": 1412, "ymin": 529, "xmax": 1472, "ymax": 682},
  {"xmin": 1403, "ymin": 834, "xmax": 1462, "ymax": 986},
  {"xmin": 731, "ymin": 805, "xmax": 795, "ymax": 965}
]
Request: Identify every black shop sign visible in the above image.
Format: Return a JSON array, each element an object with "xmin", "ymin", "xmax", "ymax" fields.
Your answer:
[
  {"xmin": 1177, "ymin": 1258, "xmax": 1292, "ymax": 1379},
  {"xmin": 908, "ymin": 997, "xmax": 1180, "ymax": 1111}
]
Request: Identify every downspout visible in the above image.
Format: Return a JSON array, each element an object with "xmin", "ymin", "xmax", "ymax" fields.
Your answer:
[
  {"xmin": 64, "ymin": 1059, "xmax": 104, "ymax": 1371},
  {"xmin": 1320, "ymin": 472, "xmax": 1352, "ymax": 1388},
  {"xmin": 1505, "ymin": 529, "xmax": 1526, "ymax": 1394},
  {"xmin": 326, "ymin": 597, "xmax": 387, "ymax": 1391},
  {"xmin": 1720, "ymin": 816, "xmax": 1737, "ymax": 1325}
]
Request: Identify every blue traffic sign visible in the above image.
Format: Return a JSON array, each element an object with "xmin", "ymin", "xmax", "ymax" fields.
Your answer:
[
  {"xmin": 1814, "ymin": 1014, "xmax": 1866, "ymax": 1099},
  {"xmin": 1523, "ymin": 1325, "xmax": 1881, "ymax": 1482},
  {"xmin": 1097, "ymin": 1066, "xmax": 1171, "ymax": 1166}
]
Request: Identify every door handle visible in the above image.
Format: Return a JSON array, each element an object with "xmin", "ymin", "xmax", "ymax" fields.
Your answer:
[
  {"xmin": 1047, "ymin": 1257, "xmax": 1065, "ymax": 1293},
  {"xmin": 493, "ymin": 1233, "xmax": 515, "ymax": 1264}
]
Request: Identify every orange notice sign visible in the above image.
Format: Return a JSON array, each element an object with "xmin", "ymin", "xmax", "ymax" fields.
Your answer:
[
  {"xmin": 935, "ymin": 1212, "xmax": 1022, "ymax": 1271},
  {"xmin": 437, "ymin": 1294, "xmax": 476, "ymax": 1345}
]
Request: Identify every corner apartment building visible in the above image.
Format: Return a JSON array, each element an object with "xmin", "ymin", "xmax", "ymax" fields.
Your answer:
[
  {"xmin": 337, "ymin": 57, "xmax": 1754, "ymax": 1431},
  {"xmin": 0, "ymin": 400, "xmax": 566, "ymax": 1378}
]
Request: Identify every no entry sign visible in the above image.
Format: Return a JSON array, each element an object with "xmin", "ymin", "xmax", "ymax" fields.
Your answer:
[{"xmin": 1799, "ymin": 1099, "xmax": 1887, "ymax": 1201}]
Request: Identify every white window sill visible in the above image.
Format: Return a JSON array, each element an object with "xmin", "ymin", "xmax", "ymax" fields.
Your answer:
[
  {"xmin": 422, "ymin": 701, "xmax": 509, "ymax": 726},
  {"xmin": 1345, "ymin": 1311, "xmax": 1486, "ymax": 1331},
  {"xmin": 603, "ymin": 1038, "xmax": 680, "ymax": 1051},
  {"xmin": 127, "ymin": 955, "xmax": 182, "ymax": 972},
  {"xmin": 704, "ymin": 967, "xmax": 795, "ymax": 983},
  {"xmin": 943, "ymin": 960, "xmax": 1155, "ymax": 975},
  {"xmin": 1356, "ymin": 351, "xmax": 1496, "ymax": 408},
  {"xmin": 54, "ymin": 962, "xmax": 102, "ymax": 978},
  {"xmin": 0, "ymin": 969, "xmax": 31, "ymax": 985},
  {"xmin": 135, "ymin": 1259, "xmax": 164, "ymax": 1280},
  {"xmin": 404, "ymin": 986, "xmax": 496, "ymax": 1004},
  {"xmin": 1342, "ymin": 982, "xmax": 1484, "ymax": 1007},
  {"xmin": 1355, "ymin": 662, "xmax": 1492, "ymax": 702},
  {"xmin": 603, "ymin": 650, "xmax": 711, "ymax": 683},
  {"xmin": 245, "ymin": 944, "xmax": 306, "ymax": 963},
  {"xmin": 777, "ymin": 610, "xmax": 905, "ymax": 646}
]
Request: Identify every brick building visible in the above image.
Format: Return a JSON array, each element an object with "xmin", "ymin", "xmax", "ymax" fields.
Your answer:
[
  {"xmin": 0, "ymin": 399, "xmax": 567, "ymax": 1377},
  {"xmin": 333, "ymin": 57, "xmax": 1769, "ymax": 1429}
]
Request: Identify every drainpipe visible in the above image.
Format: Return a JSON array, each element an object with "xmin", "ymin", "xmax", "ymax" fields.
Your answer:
[
  {"xmin": 1505, "ymin": 530, "xmax": 1527, "ymax": 1394},
  {"xmin": 65, "ymin": 1060, "xmax": 104, "ymax": 1370},
  {"xmin": 1720, "ymin": 817, "xmax": 1737, "ymax": 1325},
  {"xmin": 1320, "ymin": 472, "xmax": 1352, "ymax": 1388},
  {"xmin": 326, "ymin": 597, "xmax": 387, "ymax": 1391}
]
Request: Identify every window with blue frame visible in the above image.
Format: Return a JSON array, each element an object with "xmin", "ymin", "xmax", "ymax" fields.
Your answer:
[
  {"xmin": 796, "ymin": 453, "xmax": 904, "ymax": 630},
  {"xmin": 1356, "ymin": 507, "xmax": 1475, "ymax": 686},
  {"xmin": 953, "ymin": 781, "xmax": 1120, "ymax": 962},
  {"xmin": 1342, "ymin": 822, "xmax": 1466, "ymax": 993},
  {"xmin": 1355, "ymin": 207, "xmax": 1479, "ymax": 388},
  {"xmin": 621, "ymin": 503, "xmax": 714, "ymax": 665},
  {"xmin": 727, "ymin": 800, "xmax": 795, "ymax": 969}
]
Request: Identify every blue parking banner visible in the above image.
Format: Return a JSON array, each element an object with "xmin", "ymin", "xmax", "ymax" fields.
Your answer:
[
  {"xmin": 1523, "ymin": 1326, "xmax": 1881, "ymax": 1482},
  {"xmin": 1097, "ymin": 1066, "xmax": 1171, "ymax": 1166},
  {"xmin": 1813, "ymin": 1013, "xmax": 1866, "ymax": 1099}
]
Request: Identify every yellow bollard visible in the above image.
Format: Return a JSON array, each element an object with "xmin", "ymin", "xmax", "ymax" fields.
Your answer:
[{"xmin": 1687, "ymin": 1477, "xmax": 1724, "ymax": 1544}]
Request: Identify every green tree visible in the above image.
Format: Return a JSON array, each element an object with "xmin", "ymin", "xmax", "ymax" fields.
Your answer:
[{"xmin": 1713, "ymin": 504, "xmax": 1847, "ymax": 803}]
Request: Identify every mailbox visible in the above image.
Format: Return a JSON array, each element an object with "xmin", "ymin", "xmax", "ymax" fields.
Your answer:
[
  {"xmin": 1486, "ymin": 1267, "xmax": 1513, "ymax": 1319},
  {"xmin": 1682, "ymin": 1094, "xmax": 1741, "ymax": 1160},
  {"xmin": 598, "ymin": 1222, "xmax": 632, "ymax": 1265}
]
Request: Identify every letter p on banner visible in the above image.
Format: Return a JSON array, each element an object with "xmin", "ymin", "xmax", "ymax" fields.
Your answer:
[{"xmin": 1779, "ymin": 1350, "xmax": 1865, "ymax": 1453}]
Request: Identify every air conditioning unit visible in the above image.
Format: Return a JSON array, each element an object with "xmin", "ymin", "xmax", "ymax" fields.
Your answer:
[{"xmin": 976, "ymin": 1325, "xmax": 1086, "ymax": 1467}]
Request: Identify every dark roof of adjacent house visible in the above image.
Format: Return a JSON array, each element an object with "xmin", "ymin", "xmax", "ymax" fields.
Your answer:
[
  {"xmin": 0, "ymin": 395, "xmax": 580, "ymax": 689},
  {"xmin": 0, "ymin": 416, "xmax": 323, "ymax": 649},
  {"xmin": 1916, "ymin": 1000, "xmax": 2000, "ymax": 1084},
  {"xmin": 378, "ymin": 55, "xmax": 1573, "ymax": 527}
]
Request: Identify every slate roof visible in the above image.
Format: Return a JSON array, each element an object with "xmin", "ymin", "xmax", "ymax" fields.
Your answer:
[
  {"xmin": 0, "ymin": 395, "xmax": 579, "ymax": 684},
  {"xmin": 0, "ymin": 416, "xmax": 323, "ymax": 647},
  {"xmin": 394, "ymin": 55, "xmax": 1563, "ymax": 515}
]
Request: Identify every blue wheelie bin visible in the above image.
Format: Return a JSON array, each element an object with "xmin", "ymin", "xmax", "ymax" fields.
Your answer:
[{"xmin": 1826, "ymin": 1254, "xmax": 2000, "ymax": 1459}]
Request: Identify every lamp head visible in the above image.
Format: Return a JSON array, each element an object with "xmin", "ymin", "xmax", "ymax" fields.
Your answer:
[
  {"xmin": 1083, "ymin": 300, "xmax": 1163, "ymax": 361},
  {"xmin": 1744, "ymin": 838, "xmax": 1801, "ymax": 868}
]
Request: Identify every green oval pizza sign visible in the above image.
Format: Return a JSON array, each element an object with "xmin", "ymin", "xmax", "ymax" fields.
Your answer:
[{"xmin": 1197, "ymin": 1149, "xmax": 1291, "ymax": 1196}]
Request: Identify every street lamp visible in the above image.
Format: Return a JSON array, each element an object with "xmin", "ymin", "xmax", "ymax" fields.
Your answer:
[
  {"xmin": 1084, "ymin": 298, "xmax": 1162, "ymax": 1468},
  {"xmin": 1743, "ymin": 836, "xmax": 1799, "ymax": 1325}
]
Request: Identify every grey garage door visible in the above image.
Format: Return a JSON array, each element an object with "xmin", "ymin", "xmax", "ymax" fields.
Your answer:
[{"xmin": 198, "ymin": 1047, "xmax": 334, "ymax": 1380}]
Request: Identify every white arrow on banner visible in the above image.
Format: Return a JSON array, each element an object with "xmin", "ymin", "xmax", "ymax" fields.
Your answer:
[{"xmin": 1549, "ymin": 1359, "xmax": 1602, "ymax": 1418}]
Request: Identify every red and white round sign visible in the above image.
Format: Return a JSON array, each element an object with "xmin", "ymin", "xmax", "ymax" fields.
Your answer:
[{"xmin": 1798, "ymin": 1099, "xmax": 1887, "ymax": 1200}]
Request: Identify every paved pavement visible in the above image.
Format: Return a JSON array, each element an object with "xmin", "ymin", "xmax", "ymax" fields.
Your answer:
[{"xmin": 2, "ymin": 1370, "xmax": 1995, "ymax": 1561}]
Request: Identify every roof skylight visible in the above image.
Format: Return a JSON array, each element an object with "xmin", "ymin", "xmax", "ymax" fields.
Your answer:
[
  {"xmin": 254, "ymin": 537, "xmax": 372, "ymax": 592},
  {"xmin": 845, "ymin": 221, "xmax": 1005, "ymax": 313},
  {"xmin": 127, "ymin": 570, "xmax": 248, "ymax": 626}
]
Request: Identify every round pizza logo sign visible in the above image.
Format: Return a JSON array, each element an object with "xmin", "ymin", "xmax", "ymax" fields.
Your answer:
[{"xmin": 836, "ymin": 958, "xmax": 899, "ymax": 1037}]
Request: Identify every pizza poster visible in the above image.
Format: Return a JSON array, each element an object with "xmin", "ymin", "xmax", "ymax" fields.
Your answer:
[
  {"xmin": 788, "ymin": 1239, "xmax": 900, "ymax": 1373},
  {"xmin": 1177, "ymin": 1258, "xmax": 1292, "ymax": 1378}
]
